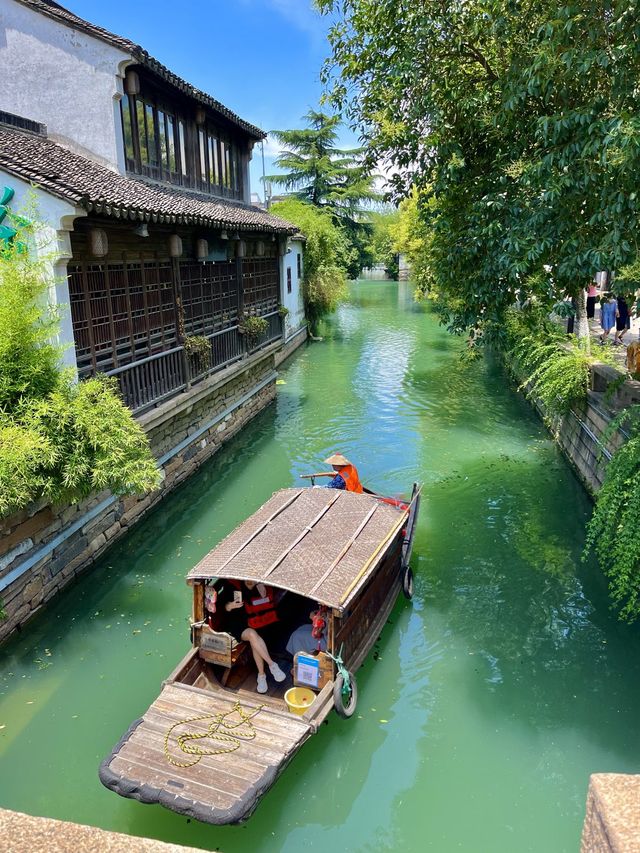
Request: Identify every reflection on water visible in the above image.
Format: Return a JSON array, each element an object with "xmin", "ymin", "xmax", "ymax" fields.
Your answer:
[{"xmin": 0, "ymin": 281, "xmax": 639, "ymax": 853}]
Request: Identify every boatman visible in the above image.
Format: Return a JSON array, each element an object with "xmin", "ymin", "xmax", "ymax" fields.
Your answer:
[{"xmin": 325, "ymin": 453, "xmax": 363, "ymax": 493}]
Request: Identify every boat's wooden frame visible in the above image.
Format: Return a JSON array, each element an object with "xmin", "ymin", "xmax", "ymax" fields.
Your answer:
[{"xmin": 99, "ymin": 483, "xmax": 421, "ymax": 825}]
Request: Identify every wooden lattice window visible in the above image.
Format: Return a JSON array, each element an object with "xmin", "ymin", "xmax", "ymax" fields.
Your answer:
[
  {"xmin": 68, "ymin": 259, "xmax": 178, "ymax": 377},
  {"xmin": 179, "ymin": 260, "xmax": 239, "ymax": 336},
  {"xmin": 242, "ymin": 258, "xmax": 279, "ymax": 314}
]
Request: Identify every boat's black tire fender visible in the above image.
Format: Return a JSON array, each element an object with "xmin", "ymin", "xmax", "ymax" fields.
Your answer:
[
  {"xmin": 333, "ymin": 672, "xmax": 358, "ymax": 719},
  {"xmin": 402, "ymin": 565, "xmax": 414, "ymax": 600}
]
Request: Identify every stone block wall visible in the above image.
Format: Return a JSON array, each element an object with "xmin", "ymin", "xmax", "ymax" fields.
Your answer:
[
  {"xmin": 275, "ymin": 325, "xmax": 307, "ymax": 368},
  {"xmin": 542, "ymin": 391, "xmax": 627, "ymax": 495},
  {"xmin": 520, "ymin": 361, "xmax": 637, "ymax": 496},
  {"xmin": 0, "ymin": 347, "xmax": 278, "ymax": 644}
]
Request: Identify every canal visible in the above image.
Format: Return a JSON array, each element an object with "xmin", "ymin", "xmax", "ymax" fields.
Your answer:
[{"xmin": 1, "ymin": 281, "xmax": 639, "ymax": 851}]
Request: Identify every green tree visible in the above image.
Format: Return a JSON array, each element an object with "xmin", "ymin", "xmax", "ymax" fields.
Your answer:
[
  {"xmin": 266, "ymin": 109, "xmax": 378, "ymax": 219},
  {"xmin": 270, "ymin": 198, "xmax": 348, "ymax": 328},
  {"xmin": 368, "ymin": 210, "xmax": 400, "ymax": 279},
  {"xmin": 318, "ymin": 0, "xmax": 640, "ymax": 343},
  {"xmin": 0, "ymin": 230, "xmax": 60, "ymax": 409},
  {"xmin": 0, "ymin": 221, "xmax": 160, "ymax": 518},
  {"xmin": 266, "ymin": 109, "xmax": 379, "ymax": 276}
]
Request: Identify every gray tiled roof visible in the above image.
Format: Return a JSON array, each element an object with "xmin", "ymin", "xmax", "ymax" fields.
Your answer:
[
  {"xmin": 14, "ymin": 0, "xmax": 265, "ymax": 140},
  {"xmin": 0, "ymin": 127, "xmax": 297, "ymax": 233}
]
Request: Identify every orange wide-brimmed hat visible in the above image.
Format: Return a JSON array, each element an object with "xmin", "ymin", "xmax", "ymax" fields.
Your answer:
[{"xmin": 324, "ymin": 453, "xmax": 351, "ymax": 467}]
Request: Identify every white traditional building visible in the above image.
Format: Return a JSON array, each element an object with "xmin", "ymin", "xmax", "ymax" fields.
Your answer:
[{"xmin": 0, "ymin": 0, "xmax": 307, "ymax": 411}]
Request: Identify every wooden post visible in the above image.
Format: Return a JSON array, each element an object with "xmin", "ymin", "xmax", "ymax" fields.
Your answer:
[
  {"xmin": 236, "ymin": 255, "xmax": 245, "ymax": 355},
  {"xmin": 172, "ymin": 256, "xmax": 191, "ymax": 388},
  {"xmin": 192, "ymin": 580, "xmax": 204, "ymax": 623}
]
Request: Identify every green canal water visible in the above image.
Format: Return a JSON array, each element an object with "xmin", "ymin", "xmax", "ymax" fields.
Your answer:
[{"xmin": 1, "ymin": 281, "xmax": 639, "ymax": 851}]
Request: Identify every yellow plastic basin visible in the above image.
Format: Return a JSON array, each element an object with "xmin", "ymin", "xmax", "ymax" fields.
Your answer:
[{"xmin": 284, "ymin": 687, "xmax": 315, "ymax": 715}]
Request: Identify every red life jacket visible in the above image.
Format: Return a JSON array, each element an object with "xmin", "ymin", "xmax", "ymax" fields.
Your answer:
[
  {"xmin": 337, "ymin": 464, "xmax": 363, "ymax": 494},
  {"xmin": 231, "ymin": 581, "xmax": 279, "ymax": 630}
]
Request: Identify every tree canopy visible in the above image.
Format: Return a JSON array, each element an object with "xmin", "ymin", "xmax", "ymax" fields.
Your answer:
[
  {"xmin": 0, "ymin": 224, "xmax": 160, "ymax": 518},
  {"xmin": 270, "ymin": 198, "xmax": 348, "ymax": 327},
  {"xmin": 265, "ymin": 109, "xmax": 378, "ymax": 223},
  {"xmin": 266, "ymin": 109, "xmax": 382, "ymax": 276},
  {"xmin": 318, "ymin": 0, "xmax": 640, "ymax": 340}
]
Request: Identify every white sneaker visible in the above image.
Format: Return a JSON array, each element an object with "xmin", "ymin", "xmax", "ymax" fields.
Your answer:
[
  {"xmin": 257, "ymin": 673, "xmax": 268, "ymax": 693},
  {"xmin": 269, "ymin": 662, "xmax": 286, "ymax": 682}
]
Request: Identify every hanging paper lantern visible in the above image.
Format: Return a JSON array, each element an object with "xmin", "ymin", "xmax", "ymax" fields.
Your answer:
[
  {"xmin": 89, "ymin": 227, "xmax": 108, "ymax": 257},
  {"xmin": 168, "ymin": 233, "xmax": 183, "ymax": 257}
]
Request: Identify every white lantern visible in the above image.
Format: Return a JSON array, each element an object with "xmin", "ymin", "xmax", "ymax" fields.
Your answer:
[
  {"xmin": 124, "ymin": 70, "xmax": 140, "ymax": 95},
  {"xmin": 89, "ymin": 228, "xmax": 108, "ymax": 258},
  {"xmin": 168, "ymin": 234, "xmax": 183, "ymax": 258},
  {"xmin": 196, "ymin": 238, "xmax": 208, "ymax": 261},
  {"xmin": 256, "ymin": 240, "xmax": 265, "ymax": 257}
]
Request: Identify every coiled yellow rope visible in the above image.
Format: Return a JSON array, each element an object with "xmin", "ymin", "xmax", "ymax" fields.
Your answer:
[{"xmin": 163, "ymin": 700, "xmax": 265, "ymax": 768}]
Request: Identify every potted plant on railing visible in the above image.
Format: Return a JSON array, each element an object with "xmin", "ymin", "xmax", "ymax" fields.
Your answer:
[
  {"xmin": 239, "ymin": 314, "xmax": 269, "ymax": 350},
  {"xmin": 183, "ymin": 335, "xmax": 211, "ymax": 377},
  {"xmin": 278, "ymin": 304, "xmax": 290, "ymax": 336}
]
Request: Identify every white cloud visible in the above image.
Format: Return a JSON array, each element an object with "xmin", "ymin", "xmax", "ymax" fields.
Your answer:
[
  {"xmin": 260, "ymin": 134, "xmax": 285, "ymax": 158},
  {"xmin": 270, "ymin": 0, "xmax": 324, "ymax": 34}
]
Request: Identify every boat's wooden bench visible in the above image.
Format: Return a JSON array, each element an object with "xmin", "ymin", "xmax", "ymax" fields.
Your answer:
[{"xmin": 197, "ymin": 627, "xmax": 248, "ymax": 686}]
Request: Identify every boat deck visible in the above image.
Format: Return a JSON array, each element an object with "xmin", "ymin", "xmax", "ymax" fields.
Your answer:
[
  {"xmin": 100, "ymin": 681, "xmax": 312, "ymax": 825},
  {"xmin": 192, "ymin": 658, "xmax": 292, "ymax": 706}
]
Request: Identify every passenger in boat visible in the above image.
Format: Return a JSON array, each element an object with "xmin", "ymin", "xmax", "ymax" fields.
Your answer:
[
  {"xmin": 286, "ymin": 606, "xmax": 328, "ymax": 656},
  {"xmin": 324, "ymin": 453, "xmax": 364, "ymax": 493},
  {"xmin": 222, "ymin": 580, "xmax": 287, "ymax": 694}
]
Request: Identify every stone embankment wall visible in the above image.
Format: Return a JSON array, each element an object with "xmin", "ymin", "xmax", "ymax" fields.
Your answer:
[
  {"xmin": 0, "ymin": 345, "xmax": 281, "ymax": 644},
  {"xmin": 275, "ymin": 325, "xmax": 307, "ymax": 368},
  {"xmin": 519, "ymin": 363, "xmax": 640, "ymax": 850},
  {"xmin": 528, "ymin": 363, "xmax": 640, "ymax": 495}
]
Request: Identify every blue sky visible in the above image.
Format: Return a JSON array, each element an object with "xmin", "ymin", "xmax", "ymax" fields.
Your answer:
[{"xmin": 70, "ymin": 0, "xmax": 358, "ymax": 200}]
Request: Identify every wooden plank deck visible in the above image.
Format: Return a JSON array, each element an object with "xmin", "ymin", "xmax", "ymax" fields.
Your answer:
[{"xmin": 99, "ymin": 682, "xmax": 312, "ymax": 825}]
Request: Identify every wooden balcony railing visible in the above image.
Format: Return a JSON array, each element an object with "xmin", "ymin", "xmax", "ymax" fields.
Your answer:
[{"xmin": 106, "ymin": 312, "xmax": 283, "ymax": 414}]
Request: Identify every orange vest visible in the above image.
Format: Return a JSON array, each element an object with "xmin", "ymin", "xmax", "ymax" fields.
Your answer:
[
  {"xmin": 242, "ymin": 584, "xmax": 279, "ymax": 630},
  {"xmin": 338, "ymin": 464, "xmax": 363, "ymax": 493}
]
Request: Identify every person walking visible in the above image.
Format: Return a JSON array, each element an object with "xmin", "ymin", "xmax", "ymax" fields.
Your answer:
[
  {"xmin": 614, "ymin": 294, "xmax": 631, "ymax": 345},
  {"xmin": 599, "ymin": 294, "xmax": 618, "ymax": 345},
  {"xmin": 586, "ymin": 281, "xmax": 598, "ymax": 320}
]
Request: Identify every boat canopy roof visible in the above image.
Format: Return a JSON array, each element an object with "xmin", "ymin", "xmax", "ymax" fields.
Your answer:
[{"xmin": 187, "ymin": 488, "xmax": 408, "ymax": 610}]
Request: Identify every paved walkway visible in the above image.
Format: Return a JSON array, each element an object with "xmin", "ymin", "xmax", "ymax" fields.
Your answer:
[
  {"xmin": 589, "ymin": 307, "xmax": 639, "ymax": 370},
  {"xmin": 0, "ymin": 808, "xmax": 208, "ymax": 853}
]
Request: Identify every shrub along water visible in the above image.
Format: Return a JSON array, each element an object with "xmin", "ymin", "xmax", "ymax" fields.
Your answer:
[
  {"xmin": 0, "ymin": 224, "xmax": 160, "ymax": 521},
  {"xmin": 584, "ymin": 406, "xmax": 640, "ymax": 622},
  {"xmin": 499, "ymin": 308, "xmax": 640, "ymax": 621},
  {"xmin": 500, "ymin": 308, "xmax": 590, "ymax": 418}
]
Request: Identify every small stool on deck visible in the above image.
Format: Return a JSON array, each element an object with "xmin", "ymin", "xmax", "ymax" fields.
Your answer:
[{"xmin": 197, "ymin": 627, "xmax": 249, "ymax": 686}]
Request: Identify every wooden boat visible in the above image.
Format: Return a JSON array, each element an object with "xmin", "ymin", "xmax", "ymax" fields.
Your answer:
[{"xmin": 99, "ymin": 482, "xmax": 421, "ymax": 825}]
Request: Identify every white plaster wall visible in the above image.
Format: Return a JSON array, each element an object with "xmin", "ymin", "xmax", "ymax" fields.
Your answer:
[
  {"xmin": 0, "ymin": 169, "xmax": 86, "ymax": 370},
  {"xmin": 280, "ymin": 239, "xmax": 305, "ymax": 339},
  {"xmin": 0, "ymin": 0, "xmax": 131, "ymax": 170}
]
